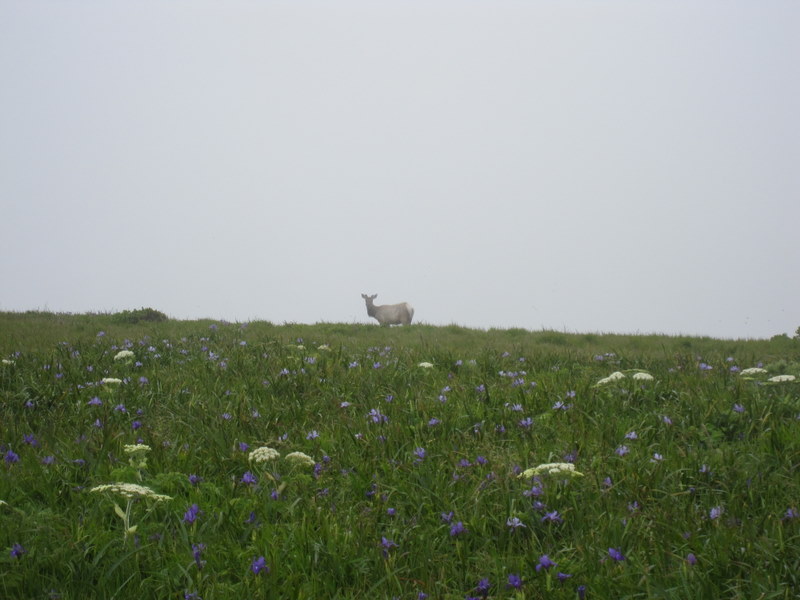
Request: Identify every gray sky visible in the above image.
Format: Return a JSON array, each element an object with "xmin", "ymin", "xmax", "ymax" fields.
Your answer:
[{"xmin": 2, "ymin": 1, "xmax": 798, "ymax": 339}]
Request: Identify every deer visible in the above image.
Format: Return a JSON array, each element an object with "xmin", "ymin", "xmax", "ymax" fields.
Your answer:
[{"xmin": 361, "ymin": 294, "xmax": 415, "ymax": 326}]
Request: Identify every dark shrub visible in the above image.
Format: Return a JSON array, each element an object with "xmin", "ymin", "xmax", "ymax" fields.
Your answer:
[{"xmin": 111, "ymin": 308, "xmax": 169, "ymax": 324}]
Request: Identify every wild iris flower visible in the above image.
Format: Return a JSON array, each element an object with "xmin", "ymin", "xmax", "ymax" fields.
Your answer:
[
  {"xmin": 251, "ymin": 556, "xmax": 269, "ymax": 574},
  {"xmin": 541, "ymin": 510, "xmax": 563, "ymax": 524},
  {"xmin": 241, "ymin": 471, "xmax": 257, "ymax": 485},
  {"xmin": 192, "ymin": 544, "xmax": 206, "ymax": 570},
  {"xmin": 10, "ymin": 543, "xmax": 26, "ymax": 558},
  {"xmin": 449, "ymin": 521, "xmax": 467, "ymax": 537},
  {"xmin": 475, "ymin": 578, "xmax": 491, "ymax": 596},
  {"xmin": 536, "ymin": 554, "xmax": 556, "ymax": 571},
  {"xmin": 608, "ymin": 547, "xmax": 626, "ymax": 561},
  {"xmin": 379, "ymin": 537, "xmax": 397, "ymax": 557},
  {"xmin": 506, "ymin": 574, "xmax": 523, "ymax": 589},
  {"xmin": 183, "ymin": 504, "xmax": 201, "ymax": 524}
]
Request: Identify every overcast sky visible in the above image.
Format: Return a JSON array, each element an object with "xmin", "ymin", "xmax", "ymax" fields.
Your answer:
[{"xmin": 2, "ymin": 1, "xmax": 798, "ymax": 339}]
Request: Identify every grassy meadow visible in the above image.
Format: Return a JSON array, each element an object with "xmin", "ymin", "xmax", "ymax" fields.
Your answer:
[{"xmin": 1, "ymin": 311, "xmax": 799, "ymax": 599}]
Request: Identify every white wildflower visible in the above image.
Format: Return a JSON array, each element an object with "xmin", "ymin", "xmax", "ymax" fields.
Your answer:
[
  {"xmin": 284, "ymin": 451, "xmax": 316, "ymax": 467},
  {"xmin": 317, "ymin": 344, "xmax": 331, "ymax": 351},
  {"xmin": 418, "ymin": 362, "xmax": 434, "ymax": 369},
  {"xmin": 114, "ymin": 350, "xmax": 135, "ymax": 361},
  {"xmin": 739, "ymin": 368, "xmax": 768, "ymax": 376},
  {"xmin": 632, "ymin": 372, "xmax": 654, "ymax": 381},
  {"xmin": 90, "ymin": 483, "xmax": 172, "ymax": 502},
  {"xmin": 768, "ymin": 374, "xmax": 796, "ymax": 383},
  {"xmin": 596, "ymin": 371, "xmax": 626, "ymax": 386},
  {"xmin": 101, "ymin": 377, "xmax": 123, "ymax": 385},
  {"xmin": 519, "ymin": 462, "xmax": 584, "ymax": 479},
  {"xmin": 249, "ymin": 446, "xmax": 281, "ymax": 463},
  {"xmin": 1, "ymin": 359, "xmax": 14, "ymax": 366},
  {"xmin": 124, "ymin": 444, "xmax": 151, "ymax": 455}
]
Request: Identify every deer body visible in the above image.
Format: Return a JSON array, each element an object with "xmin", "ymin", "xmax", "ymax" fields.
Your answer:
[{"xmin": 361, "ymin": 294, "xmax": 414, "ymax": 326}]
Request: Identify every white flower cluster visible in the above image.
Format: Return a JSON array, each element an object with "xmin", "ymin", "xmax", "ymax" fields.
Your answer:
[
  {"xmin": 739, "ymin": 368, "xmax": 796, "ymax": 382},
  {"xmin": 519, "ymin": 462, "xmax": 584, "ymax": 479},
  {"xmin": 418, "ymin": 362, "xmax": 434, "ymax": 369},
  {"xmin": 284, "ymin": 451, "xmax": 316, "ymax": 467},
  {"xmin": 124, "ymin": 444, "xmax": 151, "ymax": 455},
  {"xmin": 114, "ymin": 350, "xmax": 135, "ymax": 361},
  {"xmin": 739, "ymin": 367, "xmax": 768, "ymax": 376},
  {"xmin": 595, "ymin": 371, "xmax": 626, "ymax": 386},
  {"xmin": 249, "ymin": 446, "xmax": 281, "ymax": 463},
  {"xmin": 90, "ymin": 483, "xmax": 172, "ymax": 502},
  {"xmin": 768, "ymin": 374, "xmax": 796, "ymax": 383},
  {"xmin": 101, "ymin": 377, "xmax": 123, "ymax": 385},
  {"xmin": 1, "ymin": 359, "xmax": 14, "ymax": 366},
  {"xmin": 631, "ymin": 372, "xmax": 654, "ymax": 381},
  {"xmin": 596, "ymin": 371, "xmax": 653, "ymax": 385}
]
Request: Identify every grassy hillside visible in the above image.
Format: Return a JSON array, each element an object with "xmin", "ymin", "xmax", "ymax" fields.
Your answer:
[{"xmin": 1, "ymin": 311, "xmax": 799, "ymax": 598}]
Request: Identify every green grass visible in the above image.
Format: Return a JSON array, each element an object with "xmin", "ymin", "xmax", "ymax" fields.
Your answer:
[{"xmin": 1, "ymin": 312, "xmax": 799, "ymax": 599}]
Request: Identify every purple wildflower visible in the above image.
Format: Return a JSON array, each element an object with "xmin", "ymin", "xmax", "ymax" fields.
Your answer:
[
  {"xmin": 5, "ymin": 449, "xmax": 20, "ymax": 464},
  {"xmin": 506, "ymin": 574, "xmax": 523, "ymax": 589},
  {"xmin": 709, "ymin": 506, "xmax": 723, "ymax": 520},
  {"xmin": 367, "ymin": 409, "xmax": 388, "ymax": 424},
  {"xmin": 238, "ymin": 441, "xmax": 249, "ymax": 452},
  {"xmin": 41, "ymin": 455, "xmax": 55, "ymax": 465},
  {"xmin": 10, "ymin": 543, "xmax": 26, "ymax": 558},
  {"xmin": 183, "ymin": 504, "xmax": 201, "ymax": 524},
  {"xmin": 687, "ymin": 553, "xmax": 697, "ymax": 566},
  {"xmin": 449, "ymin": 521, "xmax": 467, "ymax": 537},
  {"xmin": 518, "ymin": 417, "xmax": 533, "ymax": 429},
  {"xmin": 615, "ymin": 445, "xmax": 630, "ymax": 457},
  {"xmin": 188, "ymin": 474, "xmax": 202, "ymax": 486},
  {"xmin": 557, "ymin": 572, "xmax": 573, "ymax": 582},
  {"xmin": 306, "ymin": 430, "xmax": 319, "ymax": 440},
  {"xmin": 608, "ymin": 547, "xmax": 626, "ymax": 561},
  {"xmin": 784, "ymin": 507, "xmax": 799, "ymax": 520},
  {"xmin": 241, "ymin": 471, "xmax": 257, "ymax": 485},
  {"xmin": 428, "ymin": 418, "xmax": 441, "ymax": 427},
  {"xmin": 440, "ymin": 511, "xmax": 454, "ymax": 523},
  {"xmin": 131, "ymin": 420, "xmax": 142, "ymax": 430},
  {"xmin": 732, "ymin": 403, "xmax": 745, "ymax": 414},
  {"xmin": 114, "ymin": 404, "xmax": 127, "ymax": 413},
  {"xmin": 87, "ymin": 397, "xmax": 102, "ymax": 406},
  {"xmin": 506, "ymin": 516, "xmax": 526, "ymax": 530},
  {"xmin": 475, "ymin": 578, "xmax": 491, "ymax": 596},
  {"xmin": 536, "ymin": 554, "xmax": 557, "ymax": 572},
  {"xmin": 414, "ymin": 447, "xmax": 426, "ymax": 462},
  {"xmin": 624, "ymin": 431, "xmax": 638, "ymax": 440},
  {"xmin": 541, "ymin": 510, "xmax": 563, "ymax": 524},
  {"xmin": 251, "ymin": 556, "xmax": 269, "ymax": 574},
  {"xmin": 523, "ymin": 484, "xmax": 544, "ymax": 497},
  {"xmin": 192, "ymin": 543, "xmax": 206, "ymax": 570},
  {"xmin": 23, "ymin": 434, "xmax": 39, "ymax": 447},
  {"xmin": 379, "ymin": 536, "xmax": 398, "ymax": 557}
]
